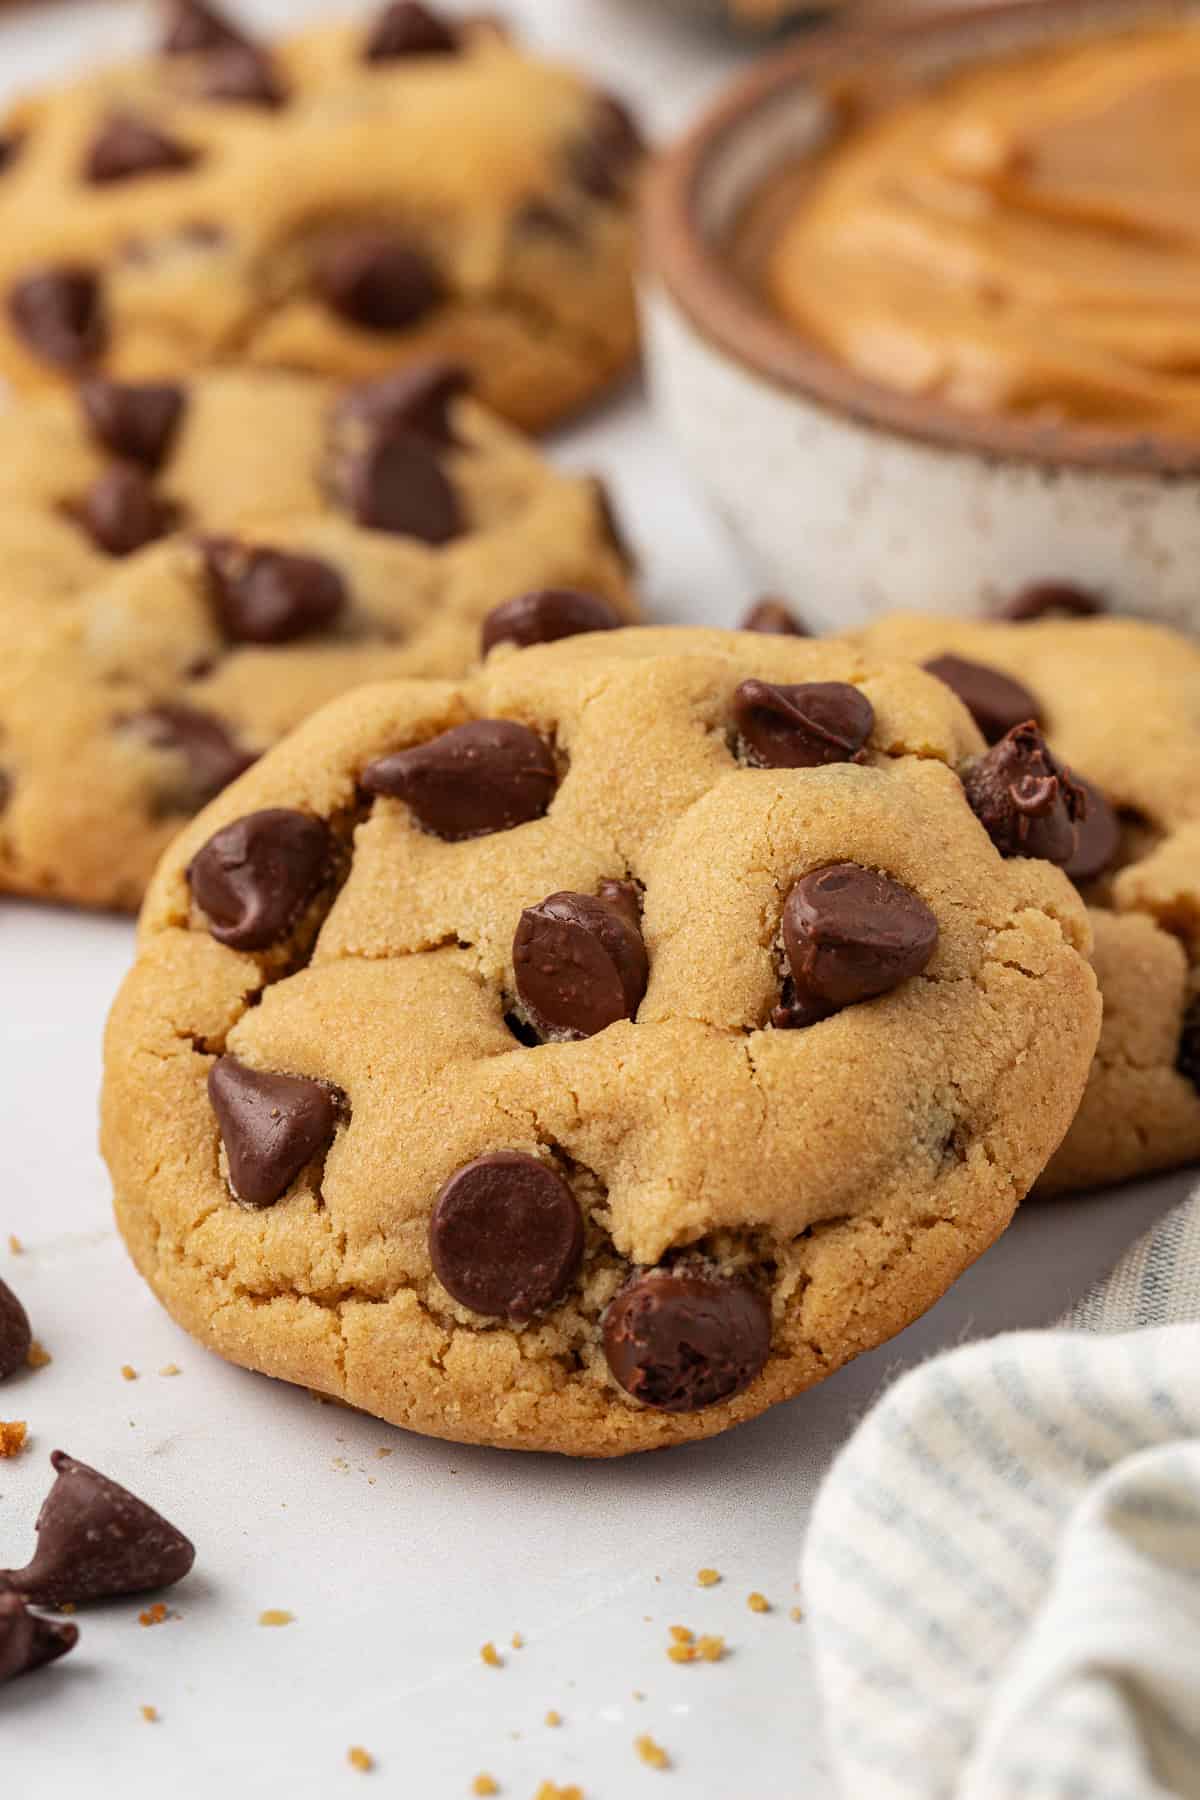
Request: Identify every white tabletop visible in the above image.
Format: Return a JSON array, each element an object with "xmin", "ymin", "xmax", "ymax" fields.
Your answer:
[{"xmin": 1, "ymin": 5, "xmax": 1189, "ymax": 1795}]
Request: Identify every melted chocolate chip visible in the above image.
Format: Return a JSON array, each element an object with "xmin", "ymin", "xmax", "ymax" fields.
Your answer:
[
  {"xmin": 317, "ymin": 232, "xmax": 443, "ymax": 332},
  {"xmin": 75, "ymin": 466, "xmax": 175, "ymax": 557},
  {"xmin": 589, "ymin": 478, "xmax": 637, "ymax": 573},
  {"xmin": 80, "ymin": 379, "xmax": 186, "ymax": 471},
  {"xmin": 1000, "ymin": 581, "xmax": 1104, "ymax": 623},
  {"xmin": 733, "ymin": 680, "xmax": 873, "ymax": 770},
  {"xmin": 741, "ymin": 597, "xmax": 810, "ymax": 637},
  {"xmin": 9, "ymin": 267, "xmax": 105, "ymax": 369},
  {"xmin": 127, "ymin": 703, "xmax": 256, "ymax": 810},
  {"xmin": 364, "ymin": 1, "xmax": 460, "ymax": 60},
  {"xmin": 774, "ymin": 862, "xmax": 939, "ymax": 1028},
  {"xmin": 1062, "ymin": 776, "xmax": 1121, "ymax": 885},
  {"xmin": 513, "ymin": 888, "xmax": 648, "ymax": 1041},
  {"xmin": 341, "ymin": 432, "xmax": 462, "ymax": 543},
  {"xmin": 337, "ymin": 360, "xmax": 468, "ymax": 448},
  {"xmin": 482, "ymin": 588, "xmax": 622, "ymax": 655},
  {"xmin": 193, "ymin": 44, "xmax": 287, "ymax": 108},
  {"xmin": 0, "ymin": 1279, "xmax": 31, "ymax": 1382},
  {"xmin": 430, "ymin": 1153, "xmax": 584, "ymax": 1320},
  {"xmin": 0, "ymin": 1451, "xmax": 194, "ymax": 1607},
  {"xmin": 1178, "ymin": 1002, "xmax": 1200, "ymax": 1095},
  {"xmin": 188, "ymin": 809, "xmax": 333, "ymax": 951},
  {"xmin": 84, "ymin": 114, "xmax": 197, "ymax": 184},
  {"xmin": 924, "ymin": 654, "xmax": 1041, "ymax": 745},
  {"xmin": 160, "ymin": 0, "xmax": 247, "ymax": 54},
  {"xmin": 603, "ymin": 1268, "xmax": 770, "ymax": 1412},
  {"xmin": 208, "ymin": 1057, "xmax": 342, "ymax": 1208},
  {"xmin": 963, "ymin": 724, "xmax": 1084, "ymax": 865},
  {"xmin": 569, "ymin": 94, "xmax": 644, "ymax": 201},
  {"xmin": 0, "ymin": 1593, "xmax": 78, "ymax": 1686},
  {"xmin": 202, "ymin": 539, "xmax": 347, "ymax": 644},
  {"xmin": 362, "ymin": 719, "xmax": 556, "ymax": 840}
]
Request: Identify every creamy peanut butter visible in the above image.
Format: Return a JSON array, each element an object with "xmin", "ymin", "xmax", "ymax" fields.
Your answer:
[{"xmin": 765, "ymin": 28, "xmax": 1200, "ymax": 437}]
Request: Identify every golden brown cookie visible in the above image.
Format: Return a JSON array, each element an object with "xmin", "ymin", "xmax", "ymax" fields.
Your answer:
[
  {"xmin": 101, "ymin": 628, "xmax": 1099, "ymax": 1455},
  {"xmin": 0, "ymin": 2, "xmax": 642, "ymax": 432},
  {"xmin": 855, "ymin": 610, "xmax": 1200, "ymax": 1195}
]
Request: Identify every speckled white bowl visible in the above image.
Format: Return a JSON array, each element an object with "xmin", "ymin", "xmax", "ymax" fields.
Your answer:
[{"xmin": 642, "ymin": 0, "xmax": 1200, "ymax": 632}]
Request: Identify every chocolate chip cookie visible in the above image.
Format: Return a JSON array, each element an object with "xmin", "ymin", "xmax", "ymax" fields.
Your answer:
[
  {"xmin": 856, "ymin": 610, "xmax": 1200, "ymax": 1195},
  {"xmin": 0, "ymin": 363, "xmax": 635, "ymax": 910},
  {"xmin": 101, "ymin": 628, "xmax": 1099, "ymax": 1455},
  {"xmin": 0, "ymin": 2, "xmax": 642, "ymax": 432}
]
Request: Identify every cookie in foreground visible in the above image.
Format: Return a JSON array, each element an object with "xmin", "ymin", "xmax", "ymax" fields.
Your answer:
[{"xmin": 101, "ymin": 628, "xmax": 1100, "ymax": 1455}]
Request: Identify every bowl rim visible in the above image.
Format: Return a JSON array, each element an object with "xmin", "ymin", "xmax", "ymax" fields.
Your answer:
[{"xmin": 644, "ymin": 0, "xmax": 1200, "ymax": 477}]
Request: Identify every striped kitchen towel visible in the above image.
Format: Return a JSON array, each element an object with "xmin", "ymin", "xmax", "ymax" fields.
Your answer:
[{"xmin": 803, "ymin": 1184, "xmax": 1200, "ymax": 1800}]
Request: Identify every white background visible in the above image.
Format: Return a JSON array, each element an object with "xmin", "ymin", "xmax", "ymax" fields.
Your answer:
[{"xmin": 0, "ymin": 4, "xmax": 1189, "ymax": 1795}]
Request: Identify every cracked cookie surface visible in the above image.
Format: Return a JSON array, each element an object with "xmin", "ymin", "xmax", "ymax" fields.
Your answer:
[
  {"xmin": 856, "ymin": 611, "xmax": 1200, "ymax": 1195},
  {"xmin": 101, "ymin": 627, "xmax": 1099, "ymax": 1455},
  {"xmin": 0, "ymin": 3, "xmax": 641, "ymax": 431}
]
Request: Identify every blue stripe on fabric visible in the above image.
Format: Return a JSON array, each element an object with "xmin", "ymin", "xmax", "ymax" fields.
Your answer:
[
  {"xmin": 930, "ymin": 1363, "xmax": 1067, "ymax": 1522},
  {"xmin": 816, "ymin": 1531, "xmax": 991, "ymax": 1682},
  {"xmin": 1059, "ymin": 1337, "xmax": 1169, "ymax": 1453},
  {"xmin": 814, "ymin": 1609, "xmax": 975, "ymax": 1754},
  {"xmin": 992, "ymin": 1352, "xmax": 1111, "ymax": 1481}
]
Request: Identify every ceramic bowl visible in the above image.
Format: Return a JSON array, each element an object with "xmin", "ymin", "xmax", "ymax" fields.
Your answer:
[{"xmin": 642, "ymin": 0, "xmax": 1200, "ymax": 632}]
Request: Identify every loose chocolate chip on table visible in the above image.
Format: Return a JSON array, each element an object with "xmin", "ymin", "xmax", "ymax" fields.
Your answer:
[
  {"xmin": 513, "ymin": 888, "xmax": 648, "ymax": 1041},
  {"xmin": 0, "ymin": 1451, "xmax": 195, "ymax": 1607},
  {"xmin": 84, "ymin": 114, "xmax": 197, "ymax": 185},
  {"xmin": 341, "ymin": 432, "xmax": 462, "ymax": 543},
  {"xmin": 160, "ymin": 0, "xmax": 248, "ymax": 54},
  {"xmin": 481, "ymin": 588, "xmax": 622, "ymax": 655},
  {"xmin": 1062, "ymin": 777, "xmax": 1121, "ymax": 885},
  {"xmin": 9, "ymin": 266, "xmax": 105, "ymax": 369},
  {"xmin": 361, "ymin": 719, "xmax": 556, "ymax": 840},
  {"xmin": 188, "ymin": 809, "xmax": 334, "ymax": 951},
  {"xmin": 733, "ymin": 680, "xmax": 873, "ymax": 770},
  {"xmin": 203, "ymin": 539, "xmax": 347, "ymax": 644},
  {"xmin": 429, "ymin": 1152, "xmax": 584, "ymax": 1321},
  {"xmin": 80, "ymin": 379, "xmax": 186, "ymax": 471},
  {"xmin": 774, "ymin": 862, "xmax": 939, "ymax": 1028},
  {"xmin": 603, "ymin": 1269, "xmax": 771, "ymax": 1412},
  {"xmin": 208, "ymin": 1057, "xmax": 342, "ymax": 1209},
  {"xmin": 317, "ymin": 232, "xmax": 443, "ymax": 333},
  {"xmin": 1178, "ymin": 1002, "xmax": 1200, "ymax": 1095},
  {"xmin": 0, "ymin": 1279, "xmax": 31, "ymax": 1382},
  {"xmin": 569, "ymin": 94, "xmax": 644, "ymax": 201},
  {"xmin": 337, "ymin": 360, "xmax": 468, "ymax": 448},
  {"xmin": 364, "ymin": 1, "xmax": 460, "ymax": 60},
  {"xmin": 923, "ymin": 653, "xmax": 1040, "ymax": 745},
  {"xmin": 193, "ymin": 44, "xmax": 287, "ymax": 109},
  {"xmin": 75, "ymin": 466, "xmax": 175, "ymax": 557},
  {"xmin": 127, "ymin": 703, "xmax": 256, "ymax": 809},
  {"xmin": 741, "ymin": 597, "xmax": 810, "ymax": 637},
  {"xmin": 1000, "ymin": 581, "xmax": 1104, "ymax": 623},
  {"xmin": 0, "ymin": 1593, "xmax": 77, "ymax": 1687},
  {"xmin": 963, "ymin": 723, "xmax": 1084, "ymax": 865}
]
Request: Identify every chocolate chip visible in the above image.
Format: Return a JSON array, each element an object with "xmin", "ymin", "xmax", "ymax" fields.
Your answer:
[
  {"xmin": 9, "ymin": 266, "xmax": 105, "ymax": 369},
  {"xmin": 208, "ymin": 1057, "xmax": 342, "ymax": 1208},
  {"xmin": 0, "ymin": 770, "xmax": 10, "ymax": 815},
  {"xmin": 362, "ymin": 719, "xmax": 556, "ymax": 840},
  {"xmin": 733, "ymin": 680, "xmax": 873, "ymax": 770},
  {"xmin": 74, "ymin": 466, "xmax": 175, "ymax": 557},
  {"xmin": 343, "ymin": 432, "xmax": 462, "ymax": 543},
  {"xmin": 482, "ymin": 588, "xmax": 622, "ymax": 655},
  {"xmin": 337, "ymin": 360, "xmax": 469, "ymax": 448},
  {"xmin": 924, "ymin": 654, "xmax": 1041, "ymax": 745},
  {"xmin": 1000, "ymin": 581, "xmax": 1104, "ymax": 623},
  {"xmin": 568, "ymin": 94, "xmax": 644, "ymax": 200},
  {"xmin": 774, "ymin": 862, "xmax": 938, "ymax": 1028},
  {"xmin": 1178, "ymin": 1002, "xmax": 1200, "ymax": 1095},
  {"xmin": 603, "ymin": 1268, "xmax": 770, "ymax": 1412},
  {"xmin": 515, "ymin": 198, "xmax": 582, "ymax": 242},
  {"xmin": 127, "ymin": 703, "xmax": 256, "ymax": 810},
  {"xmin": 429, "ymin": 1152, "xmax": 584, "ymax": 1320},
  {"xmin": 192, "ymin": 44, "xmax": 287, "ymax": 108},
  {"xmin": 317, "ymin": 232, "xmax": 443, "ymax": 332},
  {"xmin": 0, "ymin": 1451, "xmax": 195, "ymax": 1607},
  {"xmin": 188, "ymin": 809, "xmax": 334, "ymax": 951},
  {"xmin": 962, "ymin": 723, "xmax": 1084, "ymax": 865},
  {"xmin": 202, "ymin": 539, "xmax": 347, "ymax": 644},
  {"xmin": 513, "ymin": 888, "xmax": 648, "ymax": 1041},
  {"xmin": 0, "ymin": 1593, "xmax": 78, "ymax": 1686},
  {"xmin": 740, "ymin": 597, "xmax": 810, "ymax": 637},
  {"xmin": 364, "ymin": 1, "xmax": 459, "ymax": 60},
  {"xmin": 1062, "ymin": 777, "xmax": 1120, "ymax": 885},
  {"xmin": 160, "ymin": 0, "xmax": 247, "ymax": 54},
  {"xmin": 0, "ymin": 134, "xmax": 25, "ymax": 177},
  {"xmin": 80, "ymin": 379, "xmax": 186, "ymax": 471},
  {"xmin": 84, "ymin": 113, "xmax": 197, "ymax": 184},
  {"xmin": 589, "ymin": 478, "xmax": 637, "ymax": 573},
  {"xmin": 0, "ymin": 1279, "xmax": 31, "ymax": 1382}
]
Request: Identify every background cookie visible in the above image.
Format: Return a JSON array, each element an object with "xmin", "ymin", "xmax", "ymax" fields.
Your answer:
[
  {"xmin": 0, "ymin": 363, "xmax": 635, "ymax": 909},
  {"xmin": 856, "ymin": 611, "xmax": 1200, "ymax": 1196},
  {"xmin": 0, "ymin": 2, "xmax": 642, "ymax": 432},
  {"xmin": 102, "ymin": 627, "xmax": 1099, "ymax": 1456}
]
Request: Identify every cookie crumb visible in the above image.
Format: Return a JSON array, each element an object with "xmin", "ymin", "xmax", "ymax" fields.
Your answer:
[
  {"xmin": 632, "ymin": 1690, "xmax": 646, "ymax": 1702},
  {"xmin": 668, "ymin": 1626, "xmax": 693, "ymax": 1645},
  {"xmin": 544, "ymin": 1710, "xmax": 562, "ymax": 1728},
  {"xmin": 0, "ymin": 1421, "xmax": 27, "ymax": 1458},
  {"xmin": 789, "ymin": 1606, "xmax": 804, "ymax": 1623},
  {"xmin": 26, "ymin": 1340, "xmax": 51, "ymax": 1369},
  {"xmin": 141, "ymin": 1706, "xmax": 159, "ymax": 1724},
  {"xmin": 139, "ymin": 1602, "xmax": 169, "ymax": 1628},
  {"xmin": 510, "ymin": 1632, "xmax": 524, "ymax": 1650},
  {"xmin": 471, "ymin": 1777, "xmax": 498, "ymax": 1796},
  {"xmin": 696, "ymin": 1568, "xmax": 721, "ymax": 1588},
  {"xmin": 635, "ymin": 1734, "xmax": 670, "ymax": 1771},
  {"xmin": 121, "ymin": 1365, "xmax": 138, "ymax": 1382},
  {"xmin": 375, "ymin": 1447, "xmax": 393, "ymax": 1459},
  {"xmin": 698, "ymin": 1635, "xmax": 726, "ymax": 1662},
  {"xmin": 533, "ymin": 1786, "xmax": 581, "ymax": 1800},
  {"xmin": 7, "ymin": 1235, "xmax": 22, "ymax": 1254},
  {"xmin": 480, "ymin": 1641, "xmax": 502, "ymax": 1668},
  {"xmin": 348, "ymin": 1747, "xmax": 373, "ymax": 1773},
  {"xmin": 159, "ymin": 1364, "xmax": 181, "ymax": 1377},
  {"xmin": 259, "ymin": 1610, "xmax": 294, "ymax": 1627},
  {"xmin": 747, "ymin": 1592, "xmax": 770, "ymax": 1614}
]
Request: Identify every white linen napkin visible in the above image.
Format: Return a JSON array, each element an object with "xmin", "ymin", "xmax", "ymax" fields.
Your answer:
[{"xmin": 803, "ymin": 1185, "xmax": 1200, "ymax": 1800}]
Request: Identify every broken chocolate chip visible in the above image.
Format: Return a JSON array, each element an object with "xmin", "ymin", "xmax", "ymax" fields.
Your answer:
[
  {"xmin": 0, "ymin": 1593, "xmax": 77, "ymax": 1686},
  {"xmin": 733, "ymin": 680, "xmax": 873, "ymax": 770},
  {"xmin": 740, "ymin": 597, "xmax": 810, "ymax": 637},
  {"xmin": 9, "ymin": 267, "xmax": 105, "ymax": 369},
  {"xmin": 336, "ymin": 360, "xmax": 469, "ymax": 448},
  {"xmin": 0, "ymin": 1280, "xmax": 31, "ymax": 1382},
  {"xmin": 160, "ymin": 0, "xmax": 248, "ymax": 54},
  {"xmin": 568, "ymin": 93, "xmax": 644, "ymax": 201},
  {"xmin": 126, "ymin": 703, "xmax": 256, "ymax": 810},
  {"xmin": 603, "ymin": 1268, "xmax": 770, "ymax": 1412},
  {"xmin": 774, "ymin": 862, "xmax": 939, "ymax": 1028},
  {"xmin": 481, "ymin": 588, "xmax": 622, "ymax": 655},
  {"xmin": 513, "ymin": 888, "xmax": 648, "ymax": 1041},
  {"xmin": 74, "ymin": 466, "xmax": 175, "ymax": 557},
  {"xmin": 0, "ymin": 1451, "xmax": 195, "ymax": 1607},
  {"xmin": 188, "ymin": 809, "xmax": 334, "ymax": 951},
  {"xmin": 364, "ymin": 1, "xmax": 460, "ymax": 60},
  {"xmin": 361, "ymin": 719, "xmax": 556, "ymax": 840},
  {"xmin": 429, "ymin": 1152, "xmax": 584, "ymax": 1321},
  {"xmin": 192, "ymin": 43, "xmax": 287, "ymax": 108},
  {"xmin": 924, "ymin": 653, "xmax": 1041, "ymax": 745},
  {"xmin": 202, "ymin": 539, "xmax": 347, "ymax": 644},
  {"xmin": 316, "ymin": 232, "xmax": 443, "ymax": 333},
  {"xmin": 999, "ymin": 581, "xmax": 1104, "ymax": 623},
  {"xmin": 84, "ymin": 113, "xmax": 197, "ymax": 184},
  {"xmin": 1062, "ymin": 776, "xmax": 1120, "ymax": 885},
  {"xmin": 1178, "ymin": 1002, "xmax": 1200, "ymax": 1095},
  {"xmin": 962, "ymin": 723, "xmax": 1084, "ymax": 865},
  {"xmin": 80, "ymin": 379, "xmax": 186, "ymax": 471},
  {"xmin": 341, "ymin": 431, "xmax": 462, "ymax": 543},
  {"xmin": 208, "ymin": 1057, "xmax": 342, "ymax": 1209}
]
